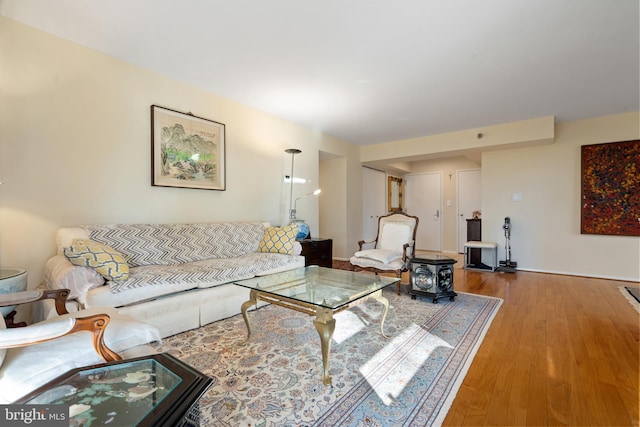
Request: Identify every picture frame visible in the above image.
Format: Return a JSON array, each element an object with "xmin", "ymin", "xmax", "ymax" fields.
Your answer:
[
  {"xmin": 151, "ymin": 105, "xmax": 226, "ymax": 191},
  {"xmin": 581, "ymin": 139, "xmax": 640, "ymax": 236}
]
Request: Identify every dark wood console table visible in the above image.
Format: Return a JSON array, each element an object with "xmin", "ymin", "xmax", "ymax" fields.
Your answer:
[{"xmin": 300, "ymin": 238, "xmax": 333, "ymax": 268}]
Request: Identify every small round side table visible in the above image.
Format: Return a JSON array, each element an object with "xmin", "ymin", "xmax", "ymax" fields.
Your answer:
[{"xmin": 0, "ymin": 268, "xmax": 28, "ymax": 327}]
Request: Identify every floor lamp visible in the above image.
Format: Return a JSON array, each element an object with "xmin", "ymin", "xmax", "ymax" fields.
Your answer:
[
  {"xmin": 285, "ymin": 148, "xmax": 319, "ymax": 240},
  {"xmin": 285, "ymin": 148, "xmax": 301, "ymax": 222}
]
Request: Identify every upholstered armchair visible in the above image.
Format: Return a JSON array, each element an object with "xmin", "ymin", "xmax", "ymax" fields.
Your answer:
[
  {"xmin": 350, "ymin": 212, "xmax": 419, "ymax": 295},
  {"xmin": 0, "ymin": 289, "xmax": 161, "ymax": 403}
]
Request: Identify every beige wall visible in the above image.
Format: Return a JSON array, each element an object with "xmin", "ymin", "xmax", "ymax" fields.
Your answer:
[
  {"xmin": 482, "ymin": 113, "xmax": 639, "ymax": 281},
  {"xmin": 0, "ymin": 17, "xmax": 356, "ymax": 289},
  {"xmin": 361, "ymin": 116, "xmax": 555, "ymax": 168},
  {"xmin": 319, "ymin": 157, "xmax": 347, "ymax": 255}
]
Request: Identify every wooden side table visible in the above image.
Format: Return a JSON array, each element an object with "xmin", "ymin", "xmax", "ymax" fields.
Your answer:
[{"xmin": 300, "ymin": 238, "xmax": 333, "ymax": 268}]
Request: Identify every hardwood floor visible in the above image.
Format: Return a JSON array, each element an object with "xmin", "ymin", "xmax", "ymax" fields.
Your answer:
[{"xmin": 433, "ymin": 268, "xmax": 640, "ymax": 426}]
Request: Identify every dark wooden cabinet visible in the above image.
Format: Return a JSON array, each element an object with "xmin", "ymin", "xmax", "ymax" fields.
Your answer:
[
  {"xmin": 300, "ymin": 238, "xmax": 333, "ymax": 268},
  {"xmin": 466, "ymin": 219, "xmax": 481, "ymax": 266}
]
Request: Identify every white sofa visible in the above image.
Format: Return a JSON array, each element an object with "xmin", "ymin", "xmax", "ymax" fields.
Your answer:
[{"xmin": 42, "ymin": 222, "xmax": 304, "ymax": 338}]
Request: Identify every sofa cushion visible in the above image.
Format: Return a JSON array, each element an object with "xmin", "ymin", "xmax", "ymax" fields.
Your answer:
[
  {"xmin": 104, "ymin": 251, "xmax": 304, "ymax": 295},
  {"xmin": 64, "ymin": 239, "xmax": 129, "ymax": 281},
  {"xmin": 83, "ymin": 222, "xmax": 266, "ymax": 267},
  {"xmin": 257, "ymin": 224, "xmax": 298, "ymax": 255}
]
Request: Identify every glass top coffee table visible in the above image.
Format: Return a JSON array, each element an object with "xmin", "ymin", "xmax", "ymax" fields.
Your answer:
[{"xmin": 233, "ymin": 266, "xmax": 400, "ymax": 385}]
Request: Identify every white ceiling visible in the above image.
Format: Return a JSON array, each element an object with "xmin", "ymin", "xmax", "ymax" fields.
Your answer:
[{"xmin": 2, "ymin": 0, "xmax": 638, "ymax": 146}]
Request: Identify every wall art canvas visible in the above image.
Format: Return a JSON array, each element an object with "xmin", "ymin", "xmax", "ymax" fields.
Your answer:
[
  {"xmin": 151, "ymin": 105, "xmax": 225, "ymax": 190},
  {"xmin": 581, "ymin": 139, "xmax": 640, "ymax": 236}
]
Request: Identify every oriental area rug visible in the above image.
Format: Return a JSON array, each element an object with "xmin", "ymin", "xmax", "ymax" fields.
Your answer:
[{"xmin": 155, "ymin": 289, "xmax": 502, "ymax": 426}]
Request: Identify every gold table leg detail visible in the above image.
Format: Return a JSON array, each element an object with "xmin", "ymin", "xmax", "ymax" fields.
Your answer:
[
  {"xmin": 368, "ymin": 289, "xmax": 390, "ymax": 338},
  {"xmin": 237, "ymin": 286, "xmax": 392, "ymax": 384},
  {"xmin": 313, "ymin": 307, "xmax": 336, "ymax": 385},
  {"xmin": 239, "ymin": 290, "xmax": 259, "ymax": 346}
]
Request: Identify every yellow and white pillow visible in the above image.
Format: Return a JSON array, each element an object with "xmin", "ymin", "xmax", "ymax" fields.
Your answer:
[
  {"xmin": 64, "ymin": 239, "xmax": 129, "ymax": 281},
  {"xmin": 258, "ymin": 224, "xmax": 298, "ymax": 255}
]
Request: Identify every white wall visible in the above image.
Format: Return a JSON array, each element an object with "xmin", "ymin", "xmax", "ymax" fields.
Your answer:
[
  {"xmin": 482, "ymin": 113, "xmax": 640, "ymax": 281},
  {"xmin": 0, "ymin": 17, "xmax": 354, "ymax": 289}
]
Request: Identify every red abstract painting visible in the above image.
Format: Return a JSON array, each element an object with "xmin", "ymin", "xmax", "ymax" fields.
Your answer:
[{"xmin": 581, "ymin": 140, "xmax": 640, "ymax": 236}]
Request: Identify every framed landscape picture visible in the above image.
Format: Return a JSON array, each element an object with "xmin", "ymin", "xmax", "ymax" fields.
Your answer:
[
  {"xmin": 151, "ymin": 105, "xmax": 226, "ymax": 190},
  {"xmin": 581, "ymin": 139, "xmax": 640, "ymax": 236}
]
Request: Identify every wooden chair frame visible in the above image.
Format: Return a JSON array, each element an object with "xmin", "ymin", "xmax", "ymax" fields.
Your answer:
[{"xmin": 0, "ymin": 289, "xmax": 121, "ymax": 362}]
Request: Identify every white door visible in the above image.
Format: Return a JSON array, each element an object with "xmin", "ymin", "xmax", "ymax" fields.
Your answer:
[
  {"xmin": 405, "ymin": 172, "xmax": 442, "ymax": 251},
  {"xmin": 457, "ymin": 169, "xmax": 482, "ymax": 253},
  {"xmin": 362, "ymin": 167, "xmax": 386, "ymax": 241}
]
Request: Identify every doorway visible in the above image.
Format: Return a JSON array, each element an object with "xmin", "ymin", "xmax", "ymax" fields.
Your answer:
[{"xmin": 405, "ymin": 172, "xmax": 442, "ymax": 251}]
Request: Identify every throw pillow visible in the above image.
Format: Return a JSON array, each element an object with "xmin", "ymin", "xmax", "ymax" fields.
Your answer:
[
  {"xmin": 64, "ymin": 239, "xmax": 129, "ymax": 281},
  {"xmin": 45, "ymin": 255, "xmax": 105, "ymax": 301},
  {"xmin": 258, "ymin": 224, "xmax": 298, "ymax": 255}
]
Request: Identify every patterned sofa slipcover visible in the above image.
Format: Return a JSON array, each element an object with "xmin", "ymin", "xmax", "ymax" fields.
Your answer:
[{"xmin": 42, "ymin": 222, "xmax": 304, "ymax": 338}]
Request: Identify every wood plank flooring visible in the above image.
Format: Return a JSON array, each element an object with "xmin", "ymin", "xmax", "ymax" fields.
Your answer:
[{"xmin": 434, "ymin": 268, "xmax": 640, "ymax": 426}]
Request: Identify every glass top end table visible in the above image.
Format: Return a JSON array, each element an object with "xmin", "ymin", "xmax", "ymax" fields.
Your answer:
[
  {"xmin": 233, "ymin": 266, "xmax": 400, "ymax": 385},
  {"xmin": 16, "ymin": 353, "xmax": 212, "ymax": 427}
]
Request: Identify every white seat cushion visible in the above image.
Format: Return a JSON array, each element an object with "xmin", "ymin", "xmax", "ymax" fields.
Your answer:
[
  {"xmin": 350, "ymin": 256, "xmax": 404, "ymax": 271},
  {"xmin": 0, "ymin": 308, "xmax": 161, "ymax": 403},
  {"xmin": 354, "ymin": 249, "xmax": 403, "ymax": 264}
]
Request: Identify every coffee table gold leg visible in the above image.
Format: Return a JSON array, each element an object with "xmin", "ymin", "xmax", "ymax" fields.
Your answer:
[
  {"xmin": 313, "ymin": 308, "xmax": 336, "ymax": 385},
  {"xmin": 239, "ymin": 290, "xmax": 259, "ymax": 345},
  {"xmin": 370, "ymin": 290, "xmax": 390, "ymax": 338}
]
